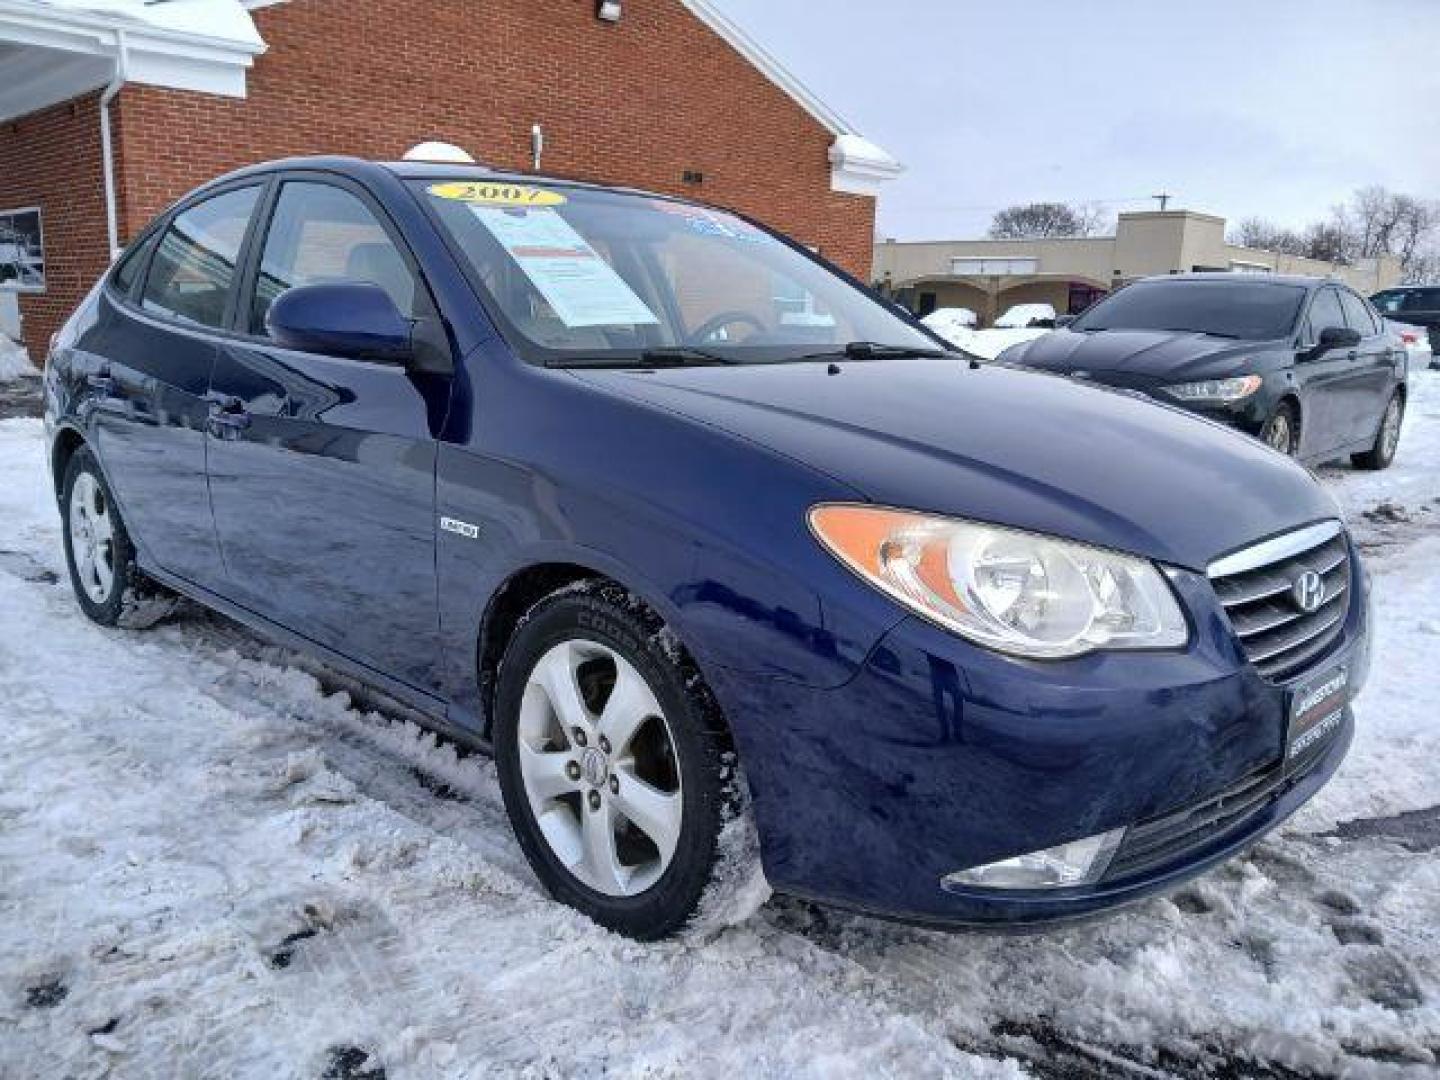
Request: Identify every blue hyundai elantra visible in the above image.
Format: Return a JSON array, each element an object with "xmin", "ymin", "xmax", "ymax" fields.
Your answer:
[{"xmin": 43, "ymin": 156, "xmax": 1368, "ymax": 938}]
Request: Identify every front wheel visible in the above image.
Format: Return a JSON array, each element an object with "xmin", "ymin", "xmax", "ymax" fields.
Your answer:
[
  {"xmin": 1260, "ymin": 402, "xmax": 1299, "ymax": 456},
  {"xmin": 1352, "ymin": 391, "xmax": 1403, "ymax": 471},
  {"xmin": 61, "ymin": 445, "xmax": 175, "ymax": 628},
  {"xmin": 493, "ymin": 585, "xmax": 748, "ymax": 939}
]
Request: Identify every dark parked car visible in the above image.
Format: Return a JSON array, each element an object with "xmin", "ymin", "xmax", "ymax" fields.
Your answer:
[
  {"xmin": 1371, "ymin": 285, "xmax": 1440, "ymax": 353},
  {"xmin": 1002, "ymin": 275, "xmax": 1407, "ymax": 468},
  {"xmin": 45, "ymin": 158, "xmax": 1367, "ymax": 938}
]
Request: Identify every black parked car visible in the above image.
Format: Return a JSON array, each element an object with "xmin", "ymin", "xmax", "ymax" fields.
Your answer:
[
  {"xmin": 1370, "ymin": 285, "xmax": 1440, "ymax": 353},
  {"xmin": 1000, "ymin": 274, "xmax": 1407, "ymax": 469}
]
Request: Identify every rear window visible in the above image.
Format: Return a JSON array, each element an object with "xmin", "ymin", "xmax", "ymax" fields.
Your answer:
[{"xmin": 1070, "ymin": 279, "xmax": 1307, "ymax": 340}]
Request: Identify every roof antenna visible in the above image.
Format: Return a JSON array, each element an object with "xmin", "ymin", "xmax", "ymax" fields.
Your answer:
[{"xmin": 531, "ymin": 124, "xmax": 544, "ymax": 172}]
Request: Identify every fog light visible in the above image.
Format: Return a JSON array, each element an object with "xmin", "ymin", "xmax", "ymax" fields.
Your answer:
[{"xmin": 941, "ymin": 828, "xmax": 1126, "ymax": 891}]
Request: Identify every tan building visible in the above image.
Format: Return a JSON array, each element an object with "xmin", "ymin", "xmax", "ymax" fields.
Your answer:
[{"xmin": 874, "ymin": 210, "xmax": 1404, "ymax": 325}]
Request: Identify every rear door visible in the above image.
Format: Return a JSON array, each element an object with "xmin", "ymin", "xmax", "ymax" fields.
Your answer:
[
  {"xmin": 88, "ymin": 183, "xmax": 263, "ymax": 588},
  {"xmin": 1338, "ymin": 288, "xmax": 1399, "ymax": 445},
  {"xmin": 205, "ymin": 174, "xmax": 450, "ymax": 691}
]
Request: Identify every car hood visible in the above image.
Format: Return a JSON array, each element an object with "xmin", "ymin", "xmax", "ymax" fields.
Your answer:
[
  {"xmin": 570, "ymin": 359, "xmax": 1337, "ymax": 572},
  {"xmin": 1003, "ymin": 329, "xmax": 1276, "ymax": 386}
]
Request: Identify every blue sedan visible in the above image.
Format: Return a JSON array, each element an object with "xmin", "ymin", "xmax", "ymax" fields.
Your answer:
[{"xmin": 43, "ymin": 156, "xmax": 1367, "ymax": 938}]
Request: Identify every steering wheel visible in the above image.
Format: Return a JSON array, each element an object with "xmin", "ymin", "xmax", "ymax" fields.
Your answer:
[{"xmin": 688, "ymin": 311, "xmax": 767, "ymax": 345}]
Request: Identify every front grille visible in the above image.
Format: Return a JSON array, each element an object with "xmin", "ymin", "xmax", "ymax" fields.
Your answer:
[
  {"xmin": 1104, "ymin": 752, "xmax": 1325, "ymax": 882},
  {"xmin": 1208, "ymin": 522, "xmax": 1351, "ymax": 682}
]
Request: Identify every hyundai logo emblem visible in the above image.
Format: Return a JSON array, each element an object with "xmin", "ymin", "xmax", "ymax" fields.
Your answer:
[{"xmin": 1291, "ymin": 570, "xmax": 1325, "ymax": 613}]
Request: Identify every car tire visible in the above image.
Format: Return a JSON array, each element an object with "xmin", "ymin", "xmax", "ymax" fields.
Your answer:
[
  {"xmin": 61, "ymin": 445, "xmax": 176, "ymax": 628},
  {"xmin": 493, "ymin": 583, "xmax": 741, "ymax": 940},
  {"xmin": 1261, "ymin": 402, "xmax": 1299, "ymax": 456},
  {"xmin": 1352, "ymin": 391, "xmax": 1404, "ymax": 471}
]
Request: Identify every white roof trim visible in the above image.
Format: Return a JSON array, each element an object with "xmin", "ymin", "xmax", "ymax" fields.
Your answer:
[
  {"xmin": 678, "ymin": 0, "xmax": 900, "ymax": 195},
  {"xmin": 0, "ymin": 0, "xmax": 265, "ymax": 121}
]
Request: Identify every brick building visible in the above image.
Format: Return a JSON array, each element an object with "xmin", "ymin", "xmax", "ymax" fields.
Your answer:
[{"xmin": 0, "ymin": 0, "xmax": 900, "ymax": 355}]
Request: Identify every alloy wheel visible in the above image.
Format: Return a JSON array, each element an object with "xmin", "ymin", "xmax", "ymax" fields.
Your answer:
[
  {"xmin": 1265, "ymin": 413, "xmax": 1293, "ymax": 454},
  {"xmin": 517, "ymin": 638, "xmax": 683, "ymax": 896},
  {"xmin": 68, "ymin": 472, "xmax": 115, "ymax": 604},
  {"xmin": 1381, "ymin": 396, "xmax": 1402, "ymax": 459}
]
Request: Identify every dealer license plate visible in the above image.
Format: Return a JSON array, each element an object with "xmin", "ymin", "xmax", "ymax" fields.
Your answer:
[{"xmin": 1285, "ymin": 662, "xmax": 1349, "ymax": 769}]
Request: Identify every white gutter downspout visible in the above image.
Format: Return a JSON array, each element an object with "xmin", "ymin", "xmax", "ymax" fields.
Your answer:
[{"xmin": 99, "ymin": 29, "xmax": 128, "ymax": 262}]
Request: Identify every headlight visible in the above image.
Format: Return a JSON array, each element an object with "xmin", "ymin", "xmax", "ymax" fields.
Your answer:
[
  {"xmin": 809, "ymin": 505, "xmax": 1188, "ymax": 659},
  {"xmin": 1163, "ymin": 375, "xmax": 1263, "ymax": 403}
]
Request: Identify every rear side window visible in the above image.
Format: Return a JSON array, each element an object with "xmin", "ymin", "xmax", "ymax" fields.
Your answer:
[
  {"xmin": 1339, "ymin": 290, "xmax": 1377, "ymax": 336},
  {"xmin": 141, "ymin": 186, "xmax": 260, "ymax": 329},
  {"xmin": 1404, "ymin": 288, "xmax": 1440, "ymax": 312},
  {"xmin": 250, "ymin": 181, "xmax": 419, "ymax": 335},
  {"xmin": 1304, "ymin": 289, "xmax": 1345, "ymax": 342},
  {"xmin": 110, "ymin": 232, "xmax": 154, "ymax": 297}
]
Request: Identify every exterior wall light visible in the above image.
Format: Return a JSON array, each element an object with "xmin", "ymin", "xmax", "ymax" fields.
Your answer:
[{"xmin": 597, "ymin": 1, "xmax": 621, "ymax": 22}]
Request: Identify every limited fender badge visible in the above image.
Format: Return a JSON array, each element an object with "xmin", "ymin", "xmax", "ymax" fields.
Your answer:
[{"xmin": 439, "ymin": 516, "xmax": 480, "ymax": 539}]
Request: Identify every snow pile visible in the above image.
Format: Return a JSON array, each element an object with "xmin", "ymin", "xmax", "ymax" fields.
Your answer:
[
  {"xmin": 1, "ymin": 376, "xmax": 1439, "ymax": 1076},
  {"xmin": 921, "ymin": 306, "xmax": 978, "ymax": 337},
  {"xmin": 994, "ymin": 303, "xmax": 1056, "ymax": 329},
  {"xmin": 0, "ymin": 336, "xmax": 37, "ymax": 381}
]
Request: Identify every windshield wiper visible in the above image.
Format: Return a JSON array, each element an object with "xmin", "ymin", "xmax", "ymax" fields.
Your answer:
[
  {"xmin": 795, "ymin": 341, "xmax": 950, "ymax": 362},
  {"xmin": 545, "ymin": 346, "xmax": 738, "ymax": 370},
  {"xmin": 1159, "ymin": 327, "xmax": 1241, "ymax": 339}
]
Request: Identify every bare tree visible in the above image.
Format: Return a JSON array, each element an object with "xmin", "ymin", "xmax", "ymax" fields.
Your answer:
[
  {"xmin": 1303, "ymin": 219, "xmax": 1353, "ymax": 264},
  {"xmin": 988, "ymin": 202, "xmax": 1100, "ymax": 240},
  {"xmin": 1392, "ymin": 195, "xmax": 1439, "ymax": 277},
  {"xmin": 1228, "ymin": 217, "xmax": 1308, "ymax": 256}
]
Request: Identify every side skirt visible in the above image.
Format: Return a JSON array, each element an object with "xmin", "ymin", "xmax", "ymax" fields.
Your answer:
[{"xmin": 140, "ymin": 562, "xmax": 491, "ymax": 753}]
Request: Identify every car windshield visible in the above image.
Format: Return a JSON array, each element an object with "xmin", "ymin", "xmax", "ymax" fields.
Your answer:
[
  {"xmin": 1070, "ymin": 279, "xmax": 1307, "ymax": 340},
  {"xmin": 414, "ymin": 179, "xmax": 942, "ymax": 365}
]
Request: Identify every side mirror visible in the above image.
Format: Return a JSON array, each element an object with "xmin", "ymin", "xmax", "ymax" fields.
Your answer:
[
  {"xmin": 1054, "ymin": 315, "xmax": 1076, "ymax": 329},
  {"xmin": 267, "ymin": 283, "xmax": 412, "ymax": 363},
  {"xmin": 1317, "ymin": 325, "xmax": 1361, "ymax": 351}
]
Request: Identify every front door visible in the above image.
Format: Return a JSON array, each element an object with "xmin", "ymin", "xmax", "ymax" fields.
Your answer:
[
  {"xmin": 1294, "ymin": 287, "xmax": 1358, "ymax": 458},
  {"xmin": 89, "ymin": 184, "xmax": 263, "ymax": 588},
  {"xmin": 206, "ymin": 177, "xmax": 450, "ymax": 691}
]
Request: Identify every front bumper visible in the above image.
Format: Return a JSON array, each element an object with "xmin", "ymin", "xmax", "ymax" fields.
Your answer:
[{"xmin": 718, "ymin": 549, "xmax": 1369, "ymax": 928}]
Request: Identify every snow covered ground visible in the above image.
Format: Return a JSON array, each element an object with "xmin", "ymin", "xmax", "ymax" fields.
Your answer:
[
  {"xmin": 2, "ymin": 378, "xmax": 1439, "ymax": 1078},
  {"xmin": 0, "ymin": 337, "xmax": 37, "ymax": 383}
]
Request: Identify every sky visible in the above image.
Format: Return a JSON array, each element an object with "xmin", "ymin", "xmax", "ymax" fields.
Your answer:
[{"xmin": 710, "ymin": 0, "xmax": 1440, "ymax": 241}]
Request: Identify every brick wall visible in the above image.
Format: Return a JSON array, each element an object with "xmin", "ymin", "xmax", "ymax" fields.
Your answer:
[
  {"xmin": 0, "ymin": 94, "xmax": 112, "ymax": 357},
  {"xmin": 117, "ymin": 0, "xmax": 875, "ymax": 270},
  {"xmin": 6, "ymin": 0, "xmax": 877, "ymax": 356}
]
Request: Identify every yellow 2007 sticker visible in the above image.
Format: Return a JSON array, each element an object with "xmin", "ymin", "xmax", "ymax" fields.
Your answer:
[{"xmin": 427, "ymin": 181, "xmax": 567, "ymax": 207}]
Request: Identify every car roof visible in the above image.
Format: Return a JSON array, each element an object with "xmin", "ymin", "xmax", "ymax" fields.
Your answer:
[
  {"xmin": 1134, "ymin": 272, "xmax": 1326, "ymax": 288},
  {"xmin": 193, "ymin": 154, "xmax": 694, "ymax": 208}
]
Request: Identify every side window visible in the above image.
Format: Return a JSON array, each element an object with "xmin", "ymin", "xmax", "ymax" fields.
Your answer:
[
  {"xmin": 1339, "ymin": 290, "xmax": 1377, "ymax": 336},
  {"xmin": 1406, "ymin": 289, "xmax": 1440, "ymax": 312},
  {"xmin": 1305, "ymin": 289, "xmax": 1345, "ymax": 343},
  {"xmin": 141, "ymin": 186, "xmax": 260, "ymax": 328},
  {"xmin": 250, "ymin": 181, "xmax": 418, "ymax": 334},
  {"xmin": 110, "ymin": 231, "xmax": 155, "ymax": 298},
  {"xmin": 1370, "ymin": 291, "xmax": 1402, "ymax": 314}
]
